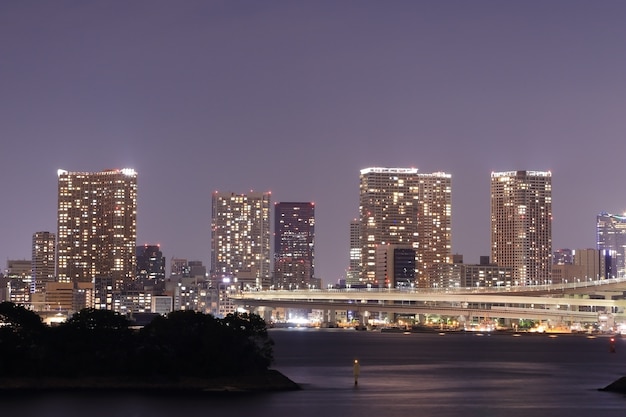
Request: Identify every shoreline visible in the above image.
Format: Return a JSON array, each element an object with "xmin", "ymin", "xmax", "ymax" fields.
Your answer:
[
  {"xmin": 600, "ymin": 376, "xmax": 626, "ymax": 394},
  {"xmin": 0, "ymin": 369, "xmax": 300, "ymax": 394}
]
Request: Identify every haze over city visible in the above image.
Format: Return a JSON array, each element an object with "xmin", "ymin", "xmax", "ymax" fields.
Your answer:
[{"xmin": 2, "ymin": 1, "xmax": 626, "ymax": 286}]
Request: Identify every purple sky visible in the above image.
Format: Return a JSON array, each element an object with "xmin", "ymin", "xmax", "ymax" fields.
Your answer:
[{"xmin": 2, "ymin": 1, "xmax": 626, "ymax": 285}]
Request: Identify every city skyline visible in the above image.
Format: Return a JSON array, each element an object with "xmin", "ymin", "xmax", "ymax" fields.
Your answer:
[{"xmin": 2, "ymin": 2, "xmax": 626, "ymax": 286}]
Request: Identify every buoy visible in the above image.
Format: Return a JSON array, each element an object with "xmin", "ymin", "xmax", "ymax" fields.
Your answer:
[{"xmin": 353, "ymin": 359, "xmax": 360, "ymax": 385}]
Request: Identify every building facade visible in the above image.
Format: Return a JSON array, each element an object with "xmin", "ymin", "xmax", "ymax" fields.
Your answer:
[
  {"xmin": 5, "ymin": 260, "xmax": 32, "ymax": 305},
  {"xmin": 32, "ymin": 231, "xmax": 56, "ymax": 293},
  {"xmin": 359, "ymin": 167, "xmax": 452, "ymax": 287},
  {"xmin": 573, "ymin": 248, "xmax": 604, "ymax": 281},
  {"xmin": 374, "ymin": 244, "xmax": 416, "ymax": 288},
  {"xmin": 56, "ymin": 169, "xmax": 137, "ymax": 290},
  {"xmin": 596, "ymin": 212, "xmax": 626, "ymax": 278},
  {"xmin": 136, "ymin": 244, "xmax": 166, "ymax": 289},
  {"xmin": 211, "ymin": 191, "xmax": 271, "ymax": 289},
  {"xmin": 170, "ymin": 258, "xmax": 189, "ymax": 279},
  {"xmin": 490, "ymin": 170, "xmax": 552, "ymax": 285},
  {"xmin": 553, "ymin": 248, "xmax": 573, "ymax": 265},
  {"xmin": 346, "ymin": 219, "xmax": 361, "ymax": 286},
  {"xmin": 273, "ymin": 202, "xmax": 316, "ymax": 289}
]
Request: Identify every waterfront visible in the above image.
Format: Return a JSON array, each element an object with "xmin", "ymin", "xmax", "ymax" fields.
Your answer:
[{"xmin": 2, "ymin": 328, "xmax": 626, "ymax": 416}]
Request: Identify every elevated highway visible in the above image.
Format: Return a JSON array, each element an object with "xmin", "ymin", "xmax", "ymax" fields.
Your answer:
[{"xmin": 230, "ymin": 278, "xmax": 626, "ymax": 324}]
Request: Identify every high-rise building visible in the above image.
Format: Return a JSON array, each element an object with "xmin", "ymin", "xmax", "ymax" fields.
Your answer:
[
  {"xmin": 56, "ymin": 169, "xmax": 137, "ymax": 290},
  {"xmin": 32, "ymin": 231, "xmax": 56, "ymax": 293},
  {"xmin": 5, "ymin": 260, "xmax": 32, "ymax": 305},
  {"xmin": 553, "ymin": 248, "xmax": 573, "ymax": 265},
  {"xmin": 573, "ymin": 248, "xmax": 604, "ymax": 281},
  {"xmin": 211, "ymin": 191, "xmax": 271, "ymax": 289},
  {"xmin": 188, "ymin": 260, "xmax": 207, "ymax": 279},
  {"xmin": 136, "ymin": 244, "xmax": 166, "ymax": 285},
  {"xmin": 374, "ymin": 244, "xmax": 416, "ymax": 288},
  {"xmin": 490, "ymin": 170, "xmax": 552, "ymax": 285},
  {"xmin": 346, "ymin": 219, "xmax": 361, "ymax": 286},
  {"xmin": 273, "ymin": 202, "xmax": 315, "ymax": 289},
  {"xmin": 170, "ymin": 258, "xmax": 189, "ymax": 279},
  {"xmin": 596, "ymin": 212, "xmax": 626, "ymax": 278},
  {"xmin": 359, "ymin": 167, "xmax": 451, "ymax": 287}
]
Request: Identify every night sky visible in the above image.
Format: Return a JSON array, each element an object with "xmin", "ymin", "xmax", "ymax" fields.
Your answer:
[{"xmin": 2, "ymin": 1, "xmax": 625, "ymax": 286}]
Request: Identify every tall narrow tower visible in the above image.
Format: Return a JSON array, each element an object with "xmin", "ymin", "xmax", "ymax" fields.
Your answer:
[
  {"xmin": 211, "ymin": 191, "xmax": 271, "ymax": 289},
  {"xmin": 359, "ymin": 167, "xmax": 451, "ymax": 287},
  {"xmin": 490, "ymin": 170, "xmax": 552, "ymax": 285},
  {"xmin": 273, "ymin": 202, "xmax": 315, "ymax": 289},
  {"xmin": 56, "ymin": 169, "xmax": 137, "ymax": 290},
  {"xmin": 347, "ymin": 219, "xmax": 361, "ymax": 286}
]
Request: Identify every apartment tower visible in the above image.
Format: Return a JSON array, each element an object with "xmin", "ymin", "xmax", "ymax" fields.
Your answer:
[
  {"xmin": 211, "ymin": 191, "xmax": 271, "ymax": 289},
  {"xmin": 490, "ymin": 170, "xmax": 552, "ymax": 285},
  {"xmin": 56, "ymin": 169, "xmax": 137, "ymax": 290},
  {"xmin": 273, "ymin": 202, "xmax": 315, "ymax": 289},
  {"xmin": 359, "ymin": 167, "xmax": 452, "ymax": 287}
]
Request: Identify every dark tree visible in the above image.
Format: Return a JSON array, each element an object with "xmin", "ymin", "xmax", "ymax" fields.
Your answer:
[
  {"xmin": 0, "ymin": 304, "xmax": 274, "ymax": 380},
  {"xmin": 0, "ymin": 302, "xmax": 47, "ymax": 375},
  {"xmin": 138, "ymin": 311, "xmax": 273, "ymax": 377},
  {"xmin": 47, "ymin": 308, "xmax": 134, "ymax": 376}
]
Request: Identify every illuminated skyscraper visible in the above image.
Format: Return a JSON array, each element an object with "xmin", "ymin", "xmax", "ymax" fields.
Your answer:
[
  {"xmin": 596, "ymin": 212, "xmax": 626, "ymax": 278},
  {"xmin": 490, "ymin": 170, "xmax": 552, "ymax": 285},
  {"xmin": 359, "ymin": 167, "xmax": 452, "ymax": 287},
  {"xmin": 56, "ymin": 169, "xmax": 137, "ymax": 290},
  {"xmin": 211, "ymin": 191, "xmax": 271, "ymax": 289},
  {"xmin": 32, "ymin": 231, "xmax": 56, "ymax": 293},
  {"xmin": 273, "ymin": 202, "xmax": 315, "ymax": 289}
]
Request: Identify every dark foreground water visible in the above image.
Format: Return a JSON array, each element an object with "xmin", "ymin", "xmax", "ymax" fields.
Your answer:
[{"xmin": 2, "ymin": 328, "xmax": 626, "ymax": 417}]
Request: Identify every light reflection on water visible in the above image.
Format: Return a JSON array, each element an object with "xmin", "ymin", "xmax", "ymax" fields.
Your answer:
[
  {"xmin": 268, "ymin": 329, "xmax": 626, "ymax": 417},
  {"xmin": 2, "ymin": 329, "xmax": 626, "ymax": 417}
]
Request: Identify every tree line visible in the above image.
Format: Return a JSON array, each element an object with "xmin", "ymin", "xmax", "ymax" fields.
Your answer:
[{"xmin": 0, "ymin": 302, "xmax": 274, "ymax": 378}]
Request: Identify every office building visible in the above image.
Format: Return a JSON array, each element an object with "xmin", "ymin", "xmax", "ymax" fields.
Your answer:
[
  {"xmin": 375, "ymin": 244, "xmax": 416, "ymax": 288},
  {"xmin": 5, "ymin": 259, "xmax": 32, "ymax": 305},
  {"xmin": 460, "ymin": 257, "xmax": 513, "ymax": 288},
  {"xmin": 32, "ymin": 231, "xmax": 56, "ymax": 293},
  {"xmin": 490, "ymin": 170, "xmax": 552, "ymax": 285},
  {"xmin": 170, "ymin": 258, "xmax": 189, "ymax": 279},
  {"xmin": 274, "ymin": 202, "xmax": 316, "ymax": 289},
  {"xmin": 596, "ymin": 212, "xmax": 626, "ymax": 278},
  {"xmin": 56, "ymin": 169, "xmax": 137, "ymax": 291},
  {"xmin": 136, "ymin": 244, "xmax": 166, "ymax": 285},
  {"xmin": 359, "ymin": 167, "xmax": 451, "ymax": 287},
  {"xmin": 573, "ymin": 248, "xmax": 604, "ymax": 281},
  {"xmin": 211, "ymin": 191, "xmax": 271, "ymax": 289},
  {"xmin": 553, "ymin": 248, "xmax": 573, "ymax": 265},
  {"xmin": 188, "ymin": 260, "xmax": 207, "ymax": 279},
  {"xmin": 426, "ymin": 256, "xmax": 513, "ymax": 289}
]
